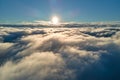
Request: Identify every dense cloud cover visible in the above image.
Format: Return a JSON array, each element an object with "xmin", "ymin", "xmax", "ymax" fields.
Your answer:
[{"xmin": 0, "ymin": 26, "xmax": 120, "ymax": 80}]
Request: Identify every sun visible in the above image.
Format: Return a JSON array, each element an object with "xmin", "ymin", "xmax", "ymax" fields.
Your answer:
[{"xmin": 51, "ymin": 16, "xmax": 59, "ymax": 25}]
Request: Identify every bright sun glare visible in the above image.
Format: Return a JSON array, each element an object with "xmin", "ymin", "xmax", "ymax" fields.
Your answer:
[{"xmin": 51, "ymin": 16, "xmax": 59, "ymax": 25}]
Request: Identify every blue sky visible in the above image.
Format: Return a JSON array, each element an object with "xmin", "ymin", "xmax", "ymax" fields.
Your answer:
[{"xmin": 0, "ymin": 0, "xmax": 120, "ymax": 23}]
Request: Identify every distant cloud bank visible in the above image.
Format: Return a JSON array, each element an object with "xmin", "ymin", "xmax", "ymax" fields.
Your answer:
[{"xmin": 0, "ymin": 21, "xmax": 120, "ymax": 28}]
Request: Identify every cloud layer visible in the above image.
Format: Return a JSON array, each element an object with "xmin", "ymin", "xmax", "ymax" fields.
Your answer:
[{"xmin": 0, "ymin": 26, "xmax": 120, "ymax": 80}]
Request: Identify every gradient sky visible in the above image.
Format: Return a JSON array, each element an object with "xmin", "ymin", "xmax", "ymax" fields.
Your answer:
[{"xmin": 0, "ymin": 0, "xmax": 120, "ymax": 23}]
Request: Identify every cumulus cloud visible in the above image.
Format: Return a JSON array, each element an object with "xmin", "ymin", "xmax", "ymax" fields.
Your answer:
[
  {"xmin": 0, "ymin": 26, "xmax": 120, "ymax": 80},
  {"xmin": 0, "ymin": 52, "xmax": 75, "ymax": 80}
]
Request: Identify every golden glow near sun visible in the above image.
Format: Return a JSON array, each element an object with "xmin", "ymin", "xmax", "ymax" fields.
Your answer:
[{"xmin": 51, "ymin": 16, "xmax": 59, "ymax": 25}]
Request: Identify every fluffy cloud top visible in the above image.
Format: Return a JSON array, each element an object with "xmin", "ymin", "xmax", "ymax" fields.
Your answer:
[{"xmin": 0, "ymin": 26, "xmax": 120, "ymax": 80}]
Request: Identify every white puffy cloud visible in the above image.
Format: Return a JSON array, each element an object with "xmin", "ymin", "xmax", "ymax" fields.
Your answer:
[{"xmin": 0, "ymin": 26, "xmax": 120, "ymax": 80}]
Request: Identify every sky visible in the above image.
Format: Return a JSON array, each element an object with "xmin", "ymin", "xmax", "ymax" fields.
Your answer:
[{"xmin": 0, "ymin": 0, "xmax": 120, "ymax": 23}]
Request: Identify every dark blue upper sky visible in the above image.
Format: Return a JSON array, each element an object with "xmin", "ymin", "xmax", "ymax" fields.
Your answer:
[{"xmin": 0, "ymin": 0, "xmax": 120, "ymax": 23}]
